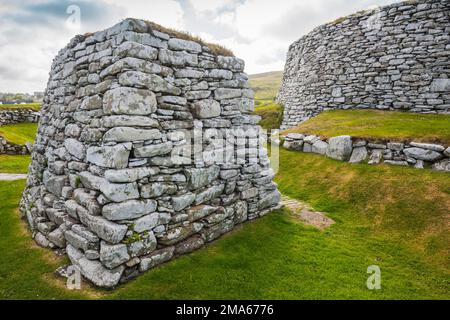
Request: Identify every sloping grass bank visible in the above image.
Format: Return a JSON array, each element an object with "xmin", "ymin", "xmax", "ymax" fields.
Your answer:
[
  {"xmin": 0, "ymin": 123, "xmax": 38, "ymax": 145},
  {"xmin": 0, "ymin": 150, "xmax": 448, "ymax": 299},
  {"xmin": 284, "ymin": 109, "xmax": 450, "ymax": 145}
]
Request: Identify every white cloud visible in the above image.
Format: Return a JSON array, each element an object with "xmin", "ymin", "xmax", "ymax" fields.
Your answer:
[{"xmin": 0, "ymin": 0, "xmax": 402, "ymax": 92}]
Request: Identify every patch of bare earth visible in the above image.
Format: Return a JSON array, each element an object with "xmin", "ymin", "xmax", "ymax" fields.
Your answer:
[{"xmin": 281, "ymin": 195, "xmax": 335, "ymax": 230}]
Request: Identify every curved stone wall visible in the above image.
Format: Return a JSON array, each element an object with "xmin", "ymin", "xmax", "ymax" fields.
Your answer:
[
  {"xmin": 20, "ymin": 19, "xmax": 280, "ymax": 288},
  {"xmin": 278, "ymin": 0, "xmax": 450, "ymax": 129}
]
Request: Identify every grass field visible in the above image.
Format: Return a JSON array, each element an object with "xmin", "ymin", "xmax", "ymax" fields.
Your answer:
[
  {"xmin": 0, "ymin": 123, "xmax": 38, "ymax": 145},
  {"xmin": 0, "ymin": 155, "xmax": 31, "ymax": 173},
  {"xmin": 0, "ymin": 150, "xmax": 448, "ymax": 299},
  {"xmin": 284, "ymin": 109, "xmax": 450, "ymax": 145},
  {"xmin": 249, "ymin": 71, "xmax": 283, "ymax": 101},
  {"xmin": 0, "ymin": 103, "xmax": 41, "ymax": 111},
  {"xmin": 249, "ymin": 71, "xmax": 284, "ymax": 130}
]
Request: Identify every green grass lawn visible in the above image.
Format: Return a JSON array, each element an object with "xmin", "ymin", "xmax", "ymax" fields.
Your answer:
[
  {"xmin": 0, "ymin": 155, "xmax": 31, "ymax": 173},
  {"xmin": 284, "ymin": 109, "xmax": 450, "ymax": 145},
  {"xmin": 0, "ymin": 149, "xmax": 448, "ymax": 299},
  {"xmin": 0, "ymin": 122, "xmax": 38, "ymax": 145},
  {"xmin": 249, "ymin": 71, "xmax": 283, "ymax": 101},
  {"xmin": 0, "ymin": 103, "xmax": 41, "ymax": 111},
  {"xmin": 254, "ymin": 101, "xmax": 284, "ymax": 130},
  {"xmin": 249, "ymin": 71, "xmax": 284, "ymax": 130}
]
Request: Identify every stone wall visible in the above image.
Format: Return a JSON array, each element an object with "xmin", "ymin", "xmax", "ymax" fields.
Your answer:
[
  {"xmin": 278, "ymin": 0, "xmax": 450, "ymax": 129},
  {"xmin": 0, "ymin": 136, "xmax": 30, "ymax": 155},
  {"xmin": 20, "ymin": 19, "xmax": 280, "ymax": 288},
  {"xmin": 0, "ymin": 108, "xmax": 40, "ymax": 125},
  {"xmin": 283, "ymin": 133, "xmax": 450, "ymax": 172}
]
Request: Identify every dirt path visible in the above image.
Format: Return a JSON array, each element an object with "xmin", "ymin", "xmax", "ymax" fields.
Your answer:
[
  {"xmin": 281, "ymin": 195, "xmax": 335, "ymax": 230},
  {"xmin": 0, "ymin": 173, "xmax": 27, "ymax": 181}
]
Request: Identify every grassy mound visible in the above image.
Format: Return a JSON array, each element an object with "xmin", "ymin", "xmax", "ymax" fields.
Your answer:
[
  {"xmin": 0, "ymin": 149, "xmax": 448, "ymax": 299},
  {"xmin": 0, "ymin": 123, "xmax": 38, "ymax": 145},
  {"xmin": 284, "ymin": 109, "xmax": 450, "ymax": 145},
  {"xmin": 254, "ymin": 102, "xmax": 283, "ymax": 130},
  {"xmin": 0, "ymin": 155, "xmax": 31, "ymax": 173}
]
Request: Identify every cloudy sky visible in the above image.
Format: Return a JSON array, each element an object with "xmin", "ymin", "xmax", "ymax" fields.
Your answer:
[{"xmin": 0, "ymin": 0, "xmax": 401, "ymax": 93}]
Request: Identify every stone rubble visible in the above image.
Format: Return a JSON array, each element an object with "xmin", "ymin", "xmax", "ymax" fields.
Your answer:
[{"xmin": 283, "ymin": 133, "xmax": 450, "ymax": 172}]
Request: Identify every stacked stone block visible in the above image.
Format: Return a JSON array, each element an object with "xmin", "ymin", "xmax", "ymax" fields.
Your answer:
[
  {"xmin": 20, "ymin": 19, "xmax": 280, "ymax": 288},
  {"xmin": 278, "ymin": 0, "xmax": 450, "ymax": 129},
  {"xmin": 283, "ymin": 133, "xmax": 450, "ymax": 171}
]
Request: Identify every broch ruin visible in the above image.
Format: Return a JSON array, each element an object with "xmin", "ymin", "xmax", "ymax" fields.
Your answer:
[
  {"xmin": 20, "ymin": 18, "xmax": 281, "ymax": 288},
  {"xmin": 278, "ymin": 0, "xmax": 450, "ymax": 129}
]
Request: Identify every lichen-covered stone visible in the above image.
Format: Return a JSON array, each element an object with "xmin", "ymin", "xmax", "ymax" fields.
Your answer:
[{"xmin": 20, "ymin": 18, "xmax": 280, "ymax": 289}]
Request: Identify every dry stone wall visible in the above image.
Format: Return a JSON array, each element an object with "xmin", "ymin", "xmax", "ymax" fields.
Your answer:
[
  {"xmin": 0, "ymin": 108, "xmax": 40, "ymax": 126},
  {"xmin": 283, "ymin": 133, "xmax": 450, "ymax": 172},
  {"xmin": 20, "ymin": 19, "xmax": 280, "ymax": 288},
  {"xmin": 278, "ymin": 0, "xmax": 450, "ymax": 129}
]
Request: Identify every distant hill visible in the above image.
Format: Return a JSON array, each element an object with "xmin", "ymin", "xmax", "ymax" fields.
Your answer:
[{"xmin": 249, "ymin": 71, "xmax": 283, "ymax": 101}]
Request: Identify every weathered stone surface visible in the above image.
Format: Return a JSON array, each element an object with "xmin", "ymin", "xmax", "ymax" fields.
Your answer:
[
  {"xmin": 119, "ymin": 71, "xmax": 181, "ymax": 95},
  {"xmin": 168, "ymin": 38, "xmax": 202, "ymax": 53},
  {"xmin": 76, "ymin": 206, "xmax": 128, "ymax": 244},
  {"xmin": 172, "ymin": 193, "xmax": 196, "ymax": 211},
  {"xmin": 86, "ymin": 143, "xmax": 131, "ymax": 169},
  {"xmin": 403, "ymin": 147, "xmax": 443, "ymax": 162},
  {"xmin": 311, "ymin": 140, "xmax": 328, "ymax": 155},
  {"xmin": 67, "ymin": 245, "xmax": 124, "ymax": 288},
  {"xmin": 185, "ymin": 166, "xmax": 220, "ymax": 189},
  {"xmin": 133, "ymin": 212, "xmax": 160, "ymax": 232},
  {"xmin": 102, "ymin": 115, "xmax": 159, "ymax": 128},
  {"xmin": 432, "ymin": 159, "xmax": 450, "ymax": 172},
  {"xmin": 21, "ymin": 18, "xmax": 280, "ymax": 288},
  {"xmin": 100, "ymin": 242, "xmax": 130, "ymax": 269},
  {"xmin": 195, "ymin": 184, "xmax": 225, "ymax": 205},
  {"xmin": 326, "ymin": 136, "xmax": 353, "ymax": 161},
  {"xmin": 217, "ymin": 56, "xmax": 244, "ymax": 71},
  {"xmin": 349, "ymin": 146, "xmax": 368, "ymax": 163},
  {"xmin": 158, "ymin": 223, "xmax": 203, "ymax": 245},
  {"xmin": 64, "ymin": 138, "xmax": 86, "ymax": 159},
  {"xmin": 103, "ymin": 127, "xmax": 162, "ymax": 142},
  {"xmin": 159, "ymin": 49, "xmax": 198, "ymax": 66},
  {"xmin": 139, "ymin": 246, "xmax": 174, "ymax": 272},
  {"xmin": 258, "ymin": 190, "xmax": 281, "ymax": 210},
  {"xmin": 277, "ymin": 1, "xmax": 450, "ymax": 128},
  {"xmin": 283, "ymin": 140, "xmax": 303, "ymax": 151},
  {"xmin": 191, "ymin": 99, "xmax": 221, "ymax": 119},
  {"xmin": 128, "ymin": 232, "xmax": 157, "ymax": 257},
  {"xmin": 187, "ymin": 205, "xmax": 217, "ymax": 222},
  {"xmin": 79, "ymin": 171, "xmax": 139, "ymax": 202},
  {"xmin": 430, "ymin": 79, "xmax": 450, "ymax": 92},
  {"xmin": 102, "ymin": 199, "xmax": 157, "ymax": 221},
  {"xmin": 214, "ymin": 88, "xmax": 242, "ymax": 100},
  {"xmin": 409, "ymin": 142, "xmax": 445, "ymax": 152},
  {"xmin": 104, "ymin": 167, "xmax": 159, "ymax": 183},
  {"xmin": 174, "ymin": 235, "xmax": 204, "ymax": 255},
  {"xmin": 103, "ymin": 87, "xmax": 157, "ymax": 115},
  {"xmin": 134, "ymin": 141, "xmax": 173, "ymax": 158}
]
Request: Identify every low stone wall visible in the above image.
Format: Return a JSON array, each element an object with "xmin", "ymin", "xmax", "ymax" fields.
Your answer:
[
  {"xmin": 0, "ymin": 109, "xmax": 38, "ymax": 154},
  {"xmin": 283, "ymin": 133, "xmax": 450, "ymax": 172},
  {"xmin": 0, "ymin": 108, "xmax": 40, "ymax": 126},
  {"xmin": 0, "ymin": 136, "xmax": 30, "ymax": 155}
]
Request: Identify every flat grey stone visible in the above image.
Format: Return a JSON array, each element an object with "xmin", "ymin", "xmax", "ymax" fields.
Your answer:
[
  {"xmin": 67, "ymin": 245, "xmax": 124, "ymax": 288},
  {"xmin": 326, "ymin": 135, "xmax": 353, "ymax": 161}
]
